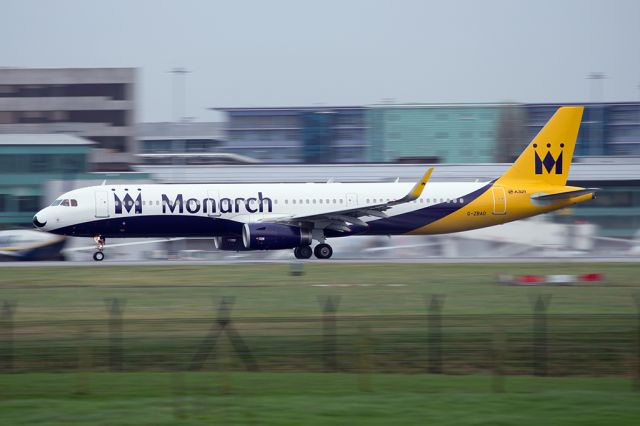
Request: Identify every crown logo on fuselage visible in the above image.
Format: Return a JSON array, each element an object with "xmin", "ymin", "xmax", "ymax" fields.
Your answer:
[
  {"xmin": 533, "ymin": 142, "xmax": 564, "ymax": 175},
  {"xmin": 114, "ymin": 192, "xmax": 142, "ymax": 214}
]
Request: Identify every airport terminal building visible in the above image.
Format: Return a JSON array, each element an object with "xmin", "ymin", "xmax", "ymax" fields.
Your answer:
[{"xmin": 0, "ymin": 67, "xmax": 136, "ymax": 171}]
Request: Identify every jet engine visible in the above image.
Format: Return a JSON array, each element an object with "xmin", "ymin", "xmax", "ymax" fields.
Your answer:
[
  {"xmin": 242, "ymin": 223, "xmax": 312, "ymax": 250},
  {"xmin": 213, "ymin": 236, "xmax": 249, "ymax": 251}
]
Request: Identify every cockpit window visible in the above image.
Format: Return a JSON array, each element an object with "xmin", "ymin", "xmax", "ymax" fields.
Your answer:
[{"xmin": 51, "ymin": 198, "xmax": 78, "ymax": 207}]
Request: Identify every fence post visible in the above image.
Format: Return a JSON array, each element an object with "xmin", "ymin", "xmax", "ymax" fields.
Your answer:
[
  {"xmin": 531, "ymin": 294, "xmax": 551, "ymax": 377},
  {"xmin": 357, "ymin": 323, "xmax": 371, "ymax": 392},
  {"xmin": 426, "ymin": 295, "xmax": 445, "ymax": 374},
  {"xmin": 492, "ymin": 322, "xmax": 505, "ymax": 393},
  {"xmin": 633, "ymin": 293, "xmax": 640, "ymax": 391},
  {"xmin": 105, "ymin": 298, "xmax": 125, "ymax": 371},
  {"xmin": 318, "ymin": 296, "xmax": 340, "ymax": 372},
  {"xmin": 190, "ymin": 297, "xmax": 258, "ymax": 372},
  {"xmin": 75, "ymin": 328, "xmax": 91, "ymax": 396},
  {"xmin": 1, "ymin": 301, "xmax": 17, "ymax": 373}
]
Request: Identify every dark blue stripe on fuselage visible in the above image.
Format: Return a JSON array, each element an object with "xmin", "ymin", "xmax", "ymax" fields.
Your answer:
[
  {"xmin": 365, "ymin": 181, "xmax": 494, "ymax": 235},
  {"xmin": 49, "ymin": 215, "xmax": 244, "ymax": 238}
]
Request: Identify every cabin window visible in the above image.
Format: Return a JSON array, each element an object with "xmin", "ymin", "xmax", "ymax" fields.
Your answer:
[
  {"xmin": 460, "ymin": 198, "xmax": 464, "ymax": 203},
  {"xmin": 285, "ymin": 199, "xmax": 288, "ymax": 204},
  {"xmin": 292, "ymin": 199, "xmax": 296, "ymax": 204},
  {"xmin": 332, "ymin": 199, "xmax": 336, "ymax": 204},
  {"xmin": 339, "ymin": 199, "xmax": 343, "ymax": 204},
  {"xmin": 319, "ymin": 199, "xmax": 323, "ymax": 204}
]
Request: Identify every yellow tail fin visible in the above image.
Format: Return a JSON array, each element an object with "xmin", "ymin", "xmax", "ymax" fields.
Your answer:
[{"xmin": 497, "ymin": 106, "xmax": 583, "ymax": 186}]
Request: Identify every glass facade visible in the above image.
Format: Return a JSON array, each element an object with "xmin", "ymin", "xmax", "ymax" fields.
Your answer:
[
  {"xmin": 219, "ymin": 107, "xmax": 367, "ymax": 163},
  {"xmin": 524, "ymin": 103, "xmax": 640, "ymax": 157},
  {"xmin": 301, "ymin": 112, "xmax": 335, "ymax": 163},
  {"xmin": 0, "ymin": 139, "xmax": 92, "ymax": 228},
  {"xmin": 367, "ymin": 105, "xmax": 505, "ymax": 163}
]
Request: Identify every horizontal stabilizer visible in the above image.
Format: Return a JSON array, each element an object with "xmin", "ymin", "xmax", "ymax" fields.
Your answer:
[{"xmin": 530, "ymin": 188, "xmax": 599, "ymax": 202}]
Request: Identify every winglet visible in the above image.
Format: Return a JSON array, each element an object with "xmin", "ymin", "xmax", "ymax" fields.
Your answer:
[
  {"xmin": 408, "ymin": 168, "xmax": 433, "ymax": 199},
  {"xmin": 392, "ymin": 167, "xmax": 433, "ymax": 205}
]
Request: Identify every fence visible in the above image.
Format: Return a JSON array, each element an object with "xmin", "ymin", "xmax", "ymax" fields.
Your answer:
[{"xmin": 2, "ymin": 295, "xmax": 640, "ymax": 382}]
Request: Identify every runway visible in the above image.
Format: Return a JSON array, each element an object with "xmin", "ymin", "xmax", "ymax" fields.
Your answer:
[{"xmin": 0, "ymin": 256, "xmax": 638, "ymax": 267}]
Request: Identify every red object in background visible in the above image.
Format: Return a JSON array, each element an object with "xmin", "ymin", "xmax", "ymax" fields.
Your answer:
[
  {"xmin": 516, "ymin": 275, "xmax": 545, "ymax": 284},
  {"xmin": 579, "ymin": 273, "xmax": 605, "ymax": 282}
]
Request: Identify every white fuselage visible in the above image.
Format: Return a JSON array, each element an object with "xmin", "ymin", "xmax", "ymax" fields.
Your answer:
[{"xmin": 33, "ymin": 181, "xmax": 490, "ymax": 238}]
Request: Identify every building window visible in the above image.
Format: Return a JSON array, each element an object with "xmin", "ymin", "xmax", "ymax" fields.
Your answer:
[
  {"xmin": 17, "ymin": 196, "xmax": 40, "ymax": 212},
  {"xmin": 435, "ymin": 132, "xmax": 448, "ymax": 139},
  {"xmin": 0, "ymin": 111, "xmax": 14, "ymax": 124},
  {"xmin": 30, "ymin": 155, "xmax": 48, "ymax": 173}
]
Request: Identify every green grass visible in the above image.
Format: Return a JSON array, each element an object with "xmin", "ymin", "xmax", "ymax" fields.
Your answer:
[
  {"xmin": 2, "ymin": 263, "xmax": 640, "ymax": 376},
  {"xmin": 0, "ymin": 263, "xmax": 639, "ymax": 320},
  {"xmin": 1, "ymin": 264, "xmax": 640, "ymax": 424},
  {"xmin": 1, "ymin": 372, "xmax": 639, "ymax": 425}
]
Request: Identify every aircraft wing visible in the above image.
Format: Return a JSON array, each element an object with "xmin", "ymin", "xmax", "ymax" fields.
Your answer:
[{"xmin": 260, "ymin": 168, "xmax": 433, "ymax": 232}]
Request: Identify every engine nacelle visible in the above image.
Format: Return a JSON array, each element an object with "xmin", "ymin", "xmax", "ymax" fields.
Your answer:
[
  {"xmin": 242, "ymin": 223, "xmax": 312, "ymax": 250},
  {"xmin": 214, "ymin": 236, "xmax": 249, "ymax": 251}
]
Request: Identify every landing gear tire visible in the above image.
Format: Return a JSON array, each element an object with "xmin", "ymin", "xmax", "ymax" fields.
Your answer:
[
  {"xmin": 314, "ymin": 243, "xmax": 333, "ymax": 259},
  {"xmin": 92, "ymin": 235, "xmax": 106, "ymax": 261},
  {"xmin": 294, "ymin": 245, "xmax": 313, "ymax": 259}
]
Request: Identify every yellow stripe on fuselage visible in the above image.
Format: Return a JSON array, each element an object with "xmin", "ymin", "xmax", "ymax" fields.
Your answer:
[{"xmin": 409, "ymin": 183, "xmax": 593, "ymax": 235}]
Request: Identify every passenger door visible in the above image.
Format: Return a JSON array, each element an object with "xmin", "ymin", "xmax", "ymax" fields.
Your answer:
[
  {"xmin": 491, "ymin": 186, "xmax": 506, "ymax": 215},
  {"xmin": 95, "ymin": 191, "xmax": 110, "ymax": 218}
]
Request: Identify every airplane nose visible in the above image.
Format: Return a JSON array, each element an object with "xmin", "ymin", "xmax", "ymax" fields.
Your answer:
[{"xmin": 33, "ymin": 211, "xmax": 47, "ymax": 229}]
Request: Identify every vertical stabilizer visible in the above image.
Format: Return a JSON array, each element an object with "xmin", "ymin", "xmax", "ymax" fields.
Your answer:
[{"xmin": 497, "ymin": 106, "xmax": 583, "ymax": 186}]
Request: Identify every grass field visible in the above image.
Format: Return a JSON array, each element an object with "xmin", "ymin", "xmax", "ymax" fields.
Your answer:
[
  {"xmin": 0, "ymin": 262, "xmax": 639, "ymax": 320},
  {"xmin": 1, "ymin": 263, "xmax": 640, "ymax": 424},
  {"xmin": 1, "ymin": 372, "xmax": 640, "ymax": 425}
]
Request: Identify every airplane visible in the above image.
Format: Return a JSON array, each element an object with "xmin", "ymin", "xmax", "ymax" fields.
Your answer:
[
  {"xmin": 32, "ymin": 106, "xmax": 597, "ymax": 261},
  {"xmin": 0, "ymin": 229, "xmax": 67, "ymax": 261}
]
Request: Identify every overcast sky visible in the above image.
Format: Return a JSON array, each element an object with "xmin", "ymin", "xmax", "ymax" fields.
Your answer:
[{"xmin": 2, "ymin": 0, "xmax": 639, "ymax": 122}]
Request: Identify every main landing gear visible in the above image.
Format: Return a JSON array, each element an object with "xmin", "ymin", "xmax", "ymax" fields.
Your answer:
[
  {"xmin": 93, "ymin": 235, "xmax": 105, "ymax": 261},
  {"xmin": 293, "ymin": 245, "xmax": 312, "ymax": 259},
  {"xmin": 314, "ymin": 243, "xmax": 333, "ymax": 259},
  {"xmin": 293, "ymin": 243, "xmax": 333, "ymax": 260}
]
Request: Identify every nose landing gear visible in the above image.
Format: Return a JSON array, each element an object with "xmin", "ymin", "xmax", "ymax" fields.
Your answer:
[{"xmin": 93, "ymin": 236, "xmax": 105, "ymax": 261}]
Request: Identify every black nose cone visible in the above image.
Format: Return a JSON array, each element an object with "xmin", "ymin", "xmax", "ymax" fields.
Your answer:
[{"xmin": 33, "ymin": 215, "xmax": 47, "ymax": 228}]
